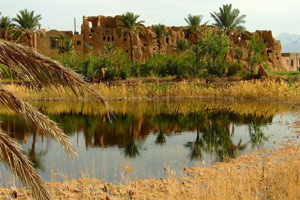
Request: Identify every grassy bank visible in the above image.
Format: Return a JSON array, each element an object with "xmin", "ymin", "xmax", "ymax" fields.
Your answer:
[{"xmin": 5, "ymin": 79, "xmax": 300, "ymax": 105}]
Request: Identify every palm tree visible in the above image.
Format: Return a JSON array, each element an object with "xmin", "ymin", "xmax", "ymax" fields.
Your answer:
[
  {"xmin": 153, "ymin": 24, "xmax": 166, "ymax": 53},
  {"xmin": 13, "ymin": 9, "xmax": 42, "ymax": 48},
  {"xmin": 0, "ymin": 16, "xmax": 14, "ymax": 40},
  {"xmin": 118, "ymin": 12, "xmax": 145, "ymax": 62},
  {"xmin": 58, "ymin": 34, "xmax": 74, "ymax": 55},
  {"xmin": 185, "ymin": 14, "xmax": 207, "ymax": 64},
  {"xmin": 210, "ymin": 4, "xmax": 246, "ymax": 32},
  {"xmin": 0, "ymin": 40, "xmax": 108, "ymax": 200},
  {"xmin": 176, "ymin": 38, "xmax": 190, "ymax": 53}
]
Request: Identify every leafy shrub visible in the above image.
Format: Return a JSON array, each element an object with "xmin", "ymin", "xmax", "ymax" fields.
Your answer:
[
  {"xmin": 120, "ymin": 67, "xmax": 130, "ymax": 80},
  {"xmin": 227, "ymin": 63, "xmax": 243, "ymax": 76}
]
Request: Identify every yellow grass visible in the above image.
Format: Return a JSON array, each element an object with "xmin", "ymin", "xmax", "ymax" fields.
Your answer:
[{"xmin": 5, "ymin": 80, "xmax": 300, "ymax": 105}]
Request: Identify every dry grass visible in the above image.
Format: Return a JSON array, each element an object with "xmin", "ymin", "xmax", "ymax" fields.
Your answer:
[{"xmin": 6, "ymin": 79, "xmax": 300, "ymax": 105}]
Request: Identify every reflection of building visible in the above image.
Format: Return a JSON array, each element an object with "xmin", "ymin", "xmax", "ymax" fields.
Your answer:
[
  {"xmin": 34, "ymin": 15, "xmax": 283, "ymax": 69},
  {"xmin": 281, "ymin": 53, "xmax": 300, "ymax": 71}
]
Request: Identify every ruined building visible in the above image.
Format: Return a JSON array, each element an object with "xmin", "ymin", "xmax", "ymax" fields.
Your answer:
[{"xmin": 36, "ymin": 15, "xmax": 283, "ymax": 70}]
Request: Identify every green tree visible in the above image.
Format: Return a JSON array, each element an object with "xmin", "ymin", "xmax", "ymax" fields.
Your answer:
[
  {"xmin": 13, "ymin": 9, "xmax": 42, "ymax": 48},
  {"xmin": 153, "ymin": 24, "xmax": 166, "ymax": 53},
  {"xmin": 176, "ymin": 38, "xmax": 190, "ymax": 53},
  {"xmin": 118, "ymin": 12, "xmax": 145, "ymax": 62},
  {"xmin": 234, "ymin": 48, "xmax": 243, "ymax": 63},
  {"xmin": 210, "ymin": 4, "xmax": 246, "ymax": 31},
  {"xmin": 57, "ymin": 34, "xmax": 74, "ymax": 54},
  {"xmin": 185, "ymin": 14, "xmax": 207, "ymax": 65},
  {"xmin": 247, "ymin": 36, "xmax": 267, "ymax": 75},
  {"xmin": 199, "ymin": 31, "xmax": 231, "ymax": 76},
  {"xmin": 0, "ymin": 16, "xmax": 14, "ymax": 40}
]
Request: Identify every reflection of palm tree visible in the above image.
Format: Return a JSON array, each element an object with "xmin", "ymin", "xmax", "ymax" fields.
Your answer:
[
  {"xmin": 26, "ymin": 130, "xmax": 48, "ymax": 171},
  {"xmin": 248, "ymin": 122, "xmax": 268, "ymax": 149},
  {"xmin": 124, "ymin": 138, "xmax": 140, "ymax": 158},
  {"xmin": 185, "ymin": 127, "xmax": 204, "ymax": 160},
  {"xmin": 155, "ymin": 131, "xmax": 166, "ymax": 146},
  {"xmin": 124, "ymin": 115, "xmax": 141, "ymax": 158}
]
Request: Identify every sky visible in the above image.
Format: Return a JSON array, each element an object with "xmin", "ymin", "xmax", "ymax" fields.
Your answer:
[{"xmin": 1, "ymin": 0, "xmax": 299, "ymax": 37}]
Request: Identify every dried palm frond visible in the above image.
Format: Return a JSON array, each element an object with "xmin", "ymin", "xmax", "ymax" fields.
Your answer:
[
  {"xmin": 0, "ymin": 129, "xmax": 51, "ymax": 200},
  {"xmin": 0, "ymin": 87, "xmax": 76, "ymax": 158},
  {"xmin": 0, "ymin": 40, "xmax": 108, "ymax": 106}
]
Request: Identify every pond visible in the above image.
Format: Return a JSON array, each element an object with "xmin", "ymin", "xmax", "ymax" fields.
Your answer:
[{"xmin": 0, "ymin": 100, "xmax": 299, "ymax": 187}]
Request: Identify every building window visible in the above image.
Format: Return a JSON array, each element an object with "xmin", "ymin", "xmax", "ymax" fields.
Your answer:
[
  {"xmin": 123, "ymin": 38, "xmax": 127, "ymax": 42},
  {"xmin": 76, "ymin": 40, "xmax": 81, "ymax": 45},
  {"xmin": 166, "ymin": 37, "xmax": 169, "ymax": 44},
  {"xmin": 103, "ymin": 36, "xmax": 106, "ymax": 41},
  {"xmin": 107, "ymin": 36, "xmax": 110, "ymax": 41},
  {"xmin": 49, "ymin": 37, "xmax": 59, "ymax": 49},
  {"xmin": 112, "ymin": 36, "xmax": 114, "ymax": 41},
  {"xmin": 291, "ymin": 59, "xmax": 294, "ymax": 67}
]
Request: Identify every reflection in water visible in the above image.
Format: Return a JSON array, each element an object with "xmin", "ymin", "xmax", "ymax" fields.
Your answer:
[{"xmin": 0, "ymin": 100, "xmax": 296, "ymax": 184}]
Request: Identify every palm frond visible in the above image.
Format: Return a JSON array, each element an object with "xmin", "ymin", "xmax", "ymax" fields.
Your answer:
[
  {"xmin": 0, "ymin": 129, "xmax": 51, "ymax": 200},
  {"xmin": 0, "ymin": 87, "xmax": 76, "ymax": 158},
  {"xmin": 0, "ymin": 40, "xmax": 108, "ymax": 106}
]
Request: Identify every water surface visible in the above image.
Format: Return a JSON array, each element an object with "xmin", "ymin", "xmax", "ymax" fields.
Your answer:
[{"xmin": 0, "ymin": 100, "xmax": 299, "ymax": 186}]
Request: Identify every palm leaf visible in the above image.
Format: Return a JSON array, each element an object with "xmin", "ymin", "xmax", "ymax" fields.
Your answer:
[
  {"xmin": 0, "ymin": 87, "xmax": 76, "ymax": 158},
  {"xmin": 0, "ymin": 129, "xmax": 51, "ymax": 200},
  {"xmin": 0, "ymin": 40, "xmax": 108, "ymax": 106}
]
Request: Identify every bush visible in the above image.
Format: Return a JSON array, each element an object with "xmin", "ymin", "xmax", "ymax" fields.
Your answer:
[
  {"xmin": 120, "ymin": 67, "xmax": 130, "ymax": 80},
  {"xmin": 227, "ymin": 63, "xmax": 243, "ymax": 76},
  {"xmin": 105, "ymin": 67, "xmax": 117, "ymax": 80}
]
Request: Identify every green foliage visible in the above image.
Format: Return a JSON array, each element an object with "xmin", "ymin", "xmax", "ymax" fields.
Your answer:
[
  {"xmin": 199, "ymin": 31, "xmax": 231, "ymax": 76},
  {"xmin": 139, "ymin": 53, "xmax": 199, "ymax": 78},
  {"xmin": 227, "ymin": 63, "xmax": 243, "ymax": 76},
  {"xmin": 58, "ymin": 34, "xmax": 74, "ymax": 54},
  {"xmin": 210, "ymin": 4, "xmax": 246, "ymax": 31},
  {"xmin": 176, "ymin": 38, "xmax": 190, "ymax": 53},
  {"xmin": 13, "ymin": 9, "xmax": 41, "ymax": 31},
  {"xmin": 0, "ymin": 16, "xmax": 14, "ymax": 40},
  {"xmin": 234, "ymin": 48, "xmax": 243, "ymax": 62},
  {"xmin": 57, "ymin": 44, "xmax": 131, "ymax": 81},
  {"xmin": 247, "ymin": 36, "xmax": 267, "ymax": 75},
  {"xmin": 153, "ymin": 24, "xmax": 166, "ymax": 52}
]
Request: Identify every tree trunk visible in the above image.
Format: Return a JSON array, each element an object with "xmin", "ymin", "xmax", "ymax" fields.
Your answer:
[
  {"xmin": 195, "ymin": 34, "xmax": 198, "ymax": 65},
  {"xmin": 27, "ymin": 33, "xmax": 33, "ymax": 48},
  {"xmin": 158, "ymin": 37, "xmax": 161, "ymax": 53},
  {"xmin": 129, "ymin": 33, "xmax": 134, "ymax": 63}
]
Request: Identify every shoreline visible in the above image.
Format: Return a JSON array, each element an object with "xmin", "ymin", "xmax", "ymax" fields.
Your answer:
[{"xmin": 1, "ymin": 143, "xmax": 300, "ymax": 199}]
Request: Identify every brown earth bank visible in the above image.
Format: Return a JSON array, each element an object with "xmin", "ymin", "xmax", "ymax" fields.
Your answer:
[{"xmin": 1, "ymin": 141, "xmax": 300, "ymax": 200}]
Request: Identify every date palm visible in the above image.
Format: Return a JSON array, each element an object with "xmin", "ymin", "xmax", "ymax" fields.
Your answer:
[
  {"xmin": 210, "ymin": 4, "xmax": 246, "ymax": 32},
  {"xmin": 0, "ymin": 16, "xmax": 14, "ymax": 40},
  {"xmin": 119, "ymin": 12, "xmax": 145, "ymax": 62},
  {"xmin": 176, "ymin": 38, "xmax": 190, "ymax": 53},
  {"xmin": 0, "ymin": 40, "xmax": 108, "ymax": 200},
  {"xmin": 58, "ymin": 34, "xmax": 74, "ymax": 54},
  {"xmin": 185, "ymin": 14, "xmax": 207, "ymax": 64},
  {"xmin": 13, "ymin": 9, "xmax": 42, "ymax": 48},
  {"xmin": 153, "ymin": 24, "xmax": 166, "ymax": 53}
]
